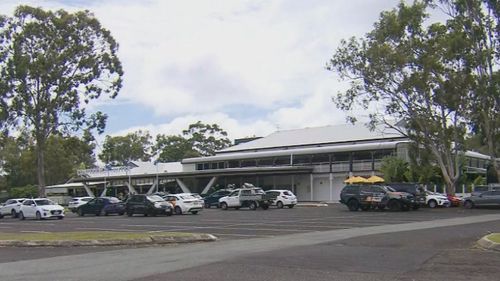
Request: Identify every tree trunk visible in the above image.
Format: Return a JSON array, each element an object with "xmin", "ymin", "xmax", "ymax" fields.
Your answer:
[{"xmin": 36, "ymin": 140, "xmax": 46, "ymax": 197}]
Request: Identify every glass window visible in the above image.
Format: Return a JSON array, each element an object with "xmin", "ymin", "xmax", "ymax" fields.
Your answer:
[
  {"xmin": 334, "ymin": 152, "xmax": 350, "ymax": 162},
  {"xmin": 241, "ymin": 190, "xmax": 252, "ymax": 195},
  {"xmin": 229, "ymin": 191, "xmax": 239, "ymax": 197},
  {"xmin": 23, "ymin": 200, "xmax": 33, "ymax": 206},
  {"xmin": 218, "ymin": 162, "xmax": 225, "ymax": 169},
  {"xmin": 311, "ymin": 154, "xmax": 330, "ymax": 164},
  {"xmin": 275, "ymin": 156, "xmax": 291, "ymax": 166},
  {"xmin": 5, "ymin": 200, "xmax": 13, "ymax": 205},
  {"xmin": 257, "ymin": 158, "xmax": 274, "ymax": 167},
  {"xmin": 241, "ymin": 160, "xmax": 257, "ymax": 167},
  {"xmin": 228, "ymin": 160, "xmax": 240, "ymax": 168}
]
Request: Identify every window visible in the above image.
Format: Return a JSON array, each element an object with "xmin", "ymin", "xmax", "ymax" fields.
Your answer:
[
  {"xmin": 229, "ymin": 191, "xmax": 239, "ymax": 197},
  {"xmin": 218, "ymin": 162, "xmax": 225, "ymax": 169},
  {"xmin": 333, "ymin": 152, "xmax": 350, "ymax": 162},
  {"xmin": 311, "ymin": 154, "xmax": 330, "ymax": 164},
  {"xmin": 228, "ymin": 160, "xmax": 240, "ymax": 168},
  {"xmin": 196, "ymin": 163, "xmax": 203, "ymax": 170},
  {"xmin": 23, "ymin": 200, "xmax": 33, "ymax": 206},
  {"xmin": 257, "ymin": 158, "xmax": 274, "ymax": 167},
  {"xmin": 241, "ymin": 160, "xmax": 257, "ymax": 167},
  {"xmin": 241, "ymin": 190, "xmax": 252, "ymax": 196},
  {"xmin": 5, "ymin": 200, "xmax": 13, "ymax": 205},
  {"xmin": 275, "ymin": 156, "xmax": 291, "ymax": 166}
]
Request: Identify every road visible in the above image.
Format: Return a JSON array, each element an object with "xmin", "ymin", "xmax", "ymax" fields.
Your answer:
[{"xmin": 0, "ymin": 206, "xmax": 499, "ymax": 281}]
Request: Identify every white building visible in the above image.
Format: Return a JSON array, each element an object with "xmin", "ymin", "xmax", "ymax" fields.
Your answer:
[{"xmin": 54, "ymin": 123, "xmax": 491, "ymax": 203}]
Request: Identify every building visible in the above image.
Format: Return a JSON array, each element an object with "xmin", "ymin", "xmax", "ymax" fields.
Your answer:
[{"xmin": 51, "ymin": 123, "xmax": 492, "ymax": 203}]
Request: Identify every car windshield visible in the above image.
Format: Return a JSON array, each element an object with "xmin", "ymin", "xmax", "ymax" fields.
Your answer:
[
  {"xmin": 146, "ymin": 195, "xmax": 164, "ymax": 202},
  {"xmin": 34, "ymin": 199, "xmax": 54, "ymax": 206}
]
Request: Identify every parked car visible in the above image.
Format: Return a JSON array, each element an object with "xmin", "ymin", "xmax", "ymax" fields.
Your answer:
[
  {"xmin": 446, "ymin": 194, "xmax": 463, "ymax": 207},
  {"xmin": 18, "ymin": 198, "xmax": 64, "ymax": 220},
  {"xmin": 385, "ymin": 183, "xmax": 426, "ymax": 207},
  {"xmin": 472, "ymin": 184, "xmax": 500, "ymax": 196},
  {"xmin": 125, "ymin": 194, "xmax": 173, "ymax": 216},
  {"xmin": 340, "ymin": 184, "xmax": 418, "ymax": 211},
  {"xmin": 165, "ymin": 193, "xmax": 203, "ymax": 215},
  {"xmin": 68, "ymin": 197, "xmax": 94, "ymax": 212},
  {"xmin": 76, "ymin": 197, "xmax": 125, "ymax": 216},
  {"xmin": 463, "ymin": 190, "xmax": 500, "ymax": 209},
  {"xmin": 0, "ymin": 198, "xmax": 26, "ymax": 218},
  {"xmin": 266, "ymin": 190, "xmax": 297, "ymax": 208},
  {"xmin": 203, "ymin": 189, "xmax": 232, "ymax": 208},
  {"xmin": 424, "ymin": 191, "xmax": 450, "ymax": 208},
  {"xmin": 219, "ymin": 187, "xmax": 272, "ymax": 210}
]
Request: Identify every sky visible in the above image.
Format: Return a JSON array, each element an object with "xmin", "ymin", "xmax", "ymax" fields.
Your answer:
[{"xmin": 0, "ymin": 0, "xmax": 402, "ymax": 144}]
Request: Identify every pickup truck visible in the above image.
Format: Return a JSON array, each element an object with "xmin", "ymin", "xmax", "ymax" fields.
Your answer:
[{"xmin": 219, "ymin": 187, "xmax": 272, "ymax": 210}]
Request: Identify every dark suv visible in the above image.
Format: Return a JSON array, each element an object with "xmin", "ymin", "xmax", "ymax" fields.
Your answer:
[
  {"xmin": 203, "ymin": 189, "xmax": 232, "ymax": 208},
  {"xmin": 125, "ymin": 194, "xmax": 173, "ymax": 216},
  {"xmin": 385, "ymin": 183, "xmax": 425, "ymax": 208},
  {"xmin": 340, "ymin": 184, "xmax": 418, "ymax": 211}
]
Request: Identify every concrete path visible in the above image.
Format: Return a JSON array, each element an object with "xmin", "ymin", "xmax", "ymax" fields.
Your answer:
[{"xmin": 2, "ymin": 213, "xmax": 500, "ymax": 281}]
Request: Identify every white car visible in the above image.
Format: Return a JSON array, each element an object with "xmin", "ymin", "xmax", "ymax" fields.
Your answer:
[
  {"xmin": 266, "ymin": 190, "xmax": 297, "ymax": 208},
  {"xmin": 0, "ymin": 198, "xmax": 26, "ymax": 218},
  {"xmin": 68, "ymin": 197, "xmax": 94, "ymax": 212},
  {"xmin": 165, "ymin": 193, "xmax": 203, "ymax": 215},
  {"xmin": 425, "ymin": 191, "xmax": 450, "ymax": 208},
  {"xmin": 19, "ymin": 198, "xmax": 65, "ymax": 220}
]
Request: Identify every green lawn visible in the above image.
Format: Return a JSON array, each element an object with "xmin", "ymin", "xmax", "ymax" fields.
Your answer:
[
  {"xmin": 488, "ymin": 233, "xmax": 500, "ymax": 243},
  {"xmin": 0, "ymin": 231, "xmax": 192, "ymax": 241}
]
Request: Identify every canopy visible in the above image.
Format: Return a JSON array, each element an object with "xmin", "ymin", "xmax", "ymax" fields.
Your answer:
[
  {"xmin": 366, "ymin": 175, "xmax": 385, "ymax": 183},
  {"xmin": 344, "ymin": 176, "xmax": 369, "ymax": 184}
]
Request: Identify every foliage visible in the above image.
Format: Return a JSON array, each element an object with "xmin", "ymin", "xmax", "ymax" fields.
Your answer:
[
  {"xmin": 99, "ymin": 130, "xmax": 152, "ymax": 166},
  {"xmin": 154, "ymin": 135, "xmax": 199, "ymax": 162},
  {"xmin": 380, "ymin": 156, "xmax": 409, "ymax": 183},
  {"xmin": 182, "ymin": 121, "xmax": 231, "ymax": 157},
  {"xmin": 0, "ymin": 134, "xmax": 95, "ymax": 189},
  {"xmin": 9, "ymin": 184, "xmax": 38, "ymax": 198},
  {"xmin": 327, "ymin": 1, "xmax": 476, "ymax": 194},
  {"xmin": 473, "ymin": 175, "xmax": 486, "ymax": 186},
  {"xmin": 0, "ymin": 6, "xmax": 123, "ymax": 196}
]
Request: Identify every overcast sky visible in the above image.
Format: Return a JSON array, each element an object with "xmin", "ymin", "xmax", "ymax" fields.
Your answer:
[{"xmin": 0, "ymin": 0, "xmax": 402, "ymax": 143}]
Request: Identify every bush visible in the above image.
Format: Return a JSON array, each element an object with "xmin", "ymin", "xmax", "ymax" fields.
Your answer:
[{"xmin": 9, "ymin": 185, "xmax": 38, "ymax": 198}]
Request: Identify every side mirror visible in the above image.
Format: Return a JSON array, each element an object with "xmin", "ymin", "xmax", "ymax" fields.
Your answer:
[{"xmin": 31, "ymin": 204, "xmax": 36, "ymax": 207}]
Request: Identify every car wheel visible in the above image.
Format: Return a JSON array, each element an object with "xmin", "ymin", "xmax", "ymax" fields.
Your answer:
[
  {"xmin": 464, "ymin": 200, "xmax": 474, "ymax": 209},
  {"xmin": 261, "ymin": 204, "xmax": 269, "ymax": 210},
  {"xmin": 191, "ymin": 211, "xmax": 198, "ymax": 215},
  {"xmin": 19, "ymin": 211, "xmax": 25, "ymax": 220},
  {"xmin": 288, "ymin": 205, "xmax": 295, "ymax": 209},
  {"xmin": 412, "ymin": 205, "xmax": 420, "ymax": 210},
  {"xmin": 388, "ymin": 200, "xmax": 402, "ymax": 211},
  {"xmin": 58, "ymin": 216, "xmax": 64, "ymax": 220},
  {"xmin": 276, "ymin": 201, "xmax": 284, "ymax": 209},
  {"xmin": 127, "ymin": 210, "xmax": 133, "ymax": 217},
  {"xmin": 35, "ymin": 211, "xmax": 42, "ymax": 220},
  {"xmin": 118, "ymin": 212, "xmax": 125, "ymax": 216},
  {"xmin": 235, "ymin": 207, "xmax": 240, "ymax": 210},
  {"xmin": 347, "ymin": 199, "xmax": 359, "ymax": 211},
  {"xmin": 11, "ymin": 209, "xmax": 17, "ymax": 218},
  {"xmin": 220, "ymin": 202, "xmax": 228, "ymax": 210},
  {"xmin": 377, "ymin": 205, "xmax": 385, "ymax": 210},
  {"xmin": 204, "ymin": 203, "xmax": 211, "ymax": 209},
  {"xmin": 249, "ymin": 201, "xmax": 257, "ymax": 210},
  {"xmin": 166, "ymin": 210, "xmax": 173, "ymax": 216},
  {"xmin": 104, "ymin": 211, "xmax": 109, "ymax": 216},
  {"xmin": 428, "ymin": 200, "xmax": 437, "ymax": 208},
  {"xmin": 0, "ymin": 213, "xmax": 3, "ymax": 219},
  {"xmin": 77, "ymin": 209, "xmax": 84, "ymax": 217},
  {"xmin": 174, "ymin": 206, "xmax": 182, "ymax": 215}
]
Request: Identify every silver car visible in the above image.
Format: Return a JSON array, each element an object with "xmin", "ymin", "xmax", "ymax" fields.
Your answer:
[
  {"xmin": 0, "ymin": 198, "xmax": 27, "ymax": 218},
  {"xmin": 464, "ymin": 191, "xmax": 500, "ymax": 209}
]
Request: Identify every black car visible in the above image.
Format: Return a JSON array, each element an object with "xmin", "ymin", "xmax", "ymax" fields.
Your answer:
[
  {"xmin": 340, "ymin": 184, "xmax": 418, "ymax": 211},
  {"xmin": 203, "ymin": 189, "xmax": 232, "ymax": 208},
  {"xmin": 76, "ymin": 197, "xmax": 125, "ymax": 216},
  {"xmin": 125, "ymin": 194, "xmax": 173, "ymax": 216},
  {"xmin": 385, "ymin": 183, "xmax": 425, "ymax": 208}
]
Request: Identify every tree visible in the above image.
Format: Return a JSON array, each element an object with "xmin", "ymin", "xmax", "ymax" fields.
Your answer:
[
  {"xmin": 99, "ymin": 130, "xmax": 152, "ymax": 166},
  {"xmin": 154, "ymin": 135, "xmax": 199, "ymax": 162},
  {"xmin": 327, "ymin": 1, "xmax": 472, "ymax": 194},
  {"xmin": 440, "ymin": 0, "xmax": 500, "ymax": 181},
  {"xmin": 380, "ymin": 156, "xmax": 409, "ymax": 183},
  {"xmin": 182, "ymin": 121, "xmax": 231, "ymax": 156},
  {"xmin": 0, "ymin": 6, "xmax": 123, "ymax": 196}
]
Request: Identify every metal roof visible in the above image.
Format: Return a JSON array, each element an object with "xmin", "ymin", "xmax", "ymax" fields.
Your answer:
[{"xmin": 219, "ymin": 123, "xmax": 404, "ymax": 153}]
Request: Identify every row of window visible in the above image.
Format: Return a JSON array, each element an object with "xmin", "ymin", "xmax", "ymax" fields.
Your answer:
[{"xmin": 195, "ymin": 150, "xmax": 395, "ymax": 171}]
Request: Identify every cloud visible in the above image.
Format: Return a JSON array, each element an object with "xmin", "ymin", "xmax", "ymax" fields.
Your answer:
[{"xmin": 0, "ymin": 0, "xmax": 402, "ymax": 142}]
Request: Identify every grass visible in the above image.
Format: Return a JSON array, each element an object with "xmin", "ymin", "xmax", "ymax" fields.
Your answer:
[
  {"xmin": 0, "ymin": 231, "xmax": 193, "ymax": 241},
  {"xmin": 487, "ymin": 233, "xmax": 500, "ymax": 243}
]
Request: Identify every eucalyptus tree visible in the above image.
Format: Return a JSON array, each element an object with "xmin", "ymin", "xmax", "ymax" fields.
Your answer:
[
  {"xmin": 0, "ymin": 6, "xmax": 123, "ymax": 196},
  {"xmin": 182, "ymin": 121, "xmax": 232, "ymax": 156},
  {"xmin": 99, "ymin": 130, "xmax": 152, "ymax": 166},
  {"xmin": 327, "ymin": 1, "xmax": 471, "ymax": 194}
]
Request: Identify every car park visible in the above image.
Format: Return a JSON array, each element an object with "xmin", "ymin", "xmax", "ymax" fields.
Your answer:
[
  {"xmin": 125, "ymin": 194, "xmax": 173, "ymax": 216},
  {"xmin": 424, "ymin": 191, "xmax": 450, "ymax": 208},
  {"xmin": 165, "ymin": 193, "xmax": 203, "ymax": 215},
  {"xmin": 219, "ymin": 187, "xmax": 272, "ymax": 210},
  {"xmin": 463, "ymin": 190, "xmax": 500, "ymax": 209},
  {"xmin": 68, "ymin": 197, "xmax": 94, "ymax": 212},
  {"xmin": 266, "ymin": 190, "xmax": 297, "ymax": 208},
  {"xmin": 18, "ymin": 198, "xmax": 64, "ymax": 220},
  {"xmin": 76, "ymin": 197, "xmax": 125, "ymax": 216},
  {"xmin": 340, "ymin": 184, "xmax": 418, "ymax": 211},
  {"xmin": 203, "ymin": 189, "xmax": 232, "ymax": 208},
  {"xmin": 0, "ymin": 198, "xmax": 26, "ymax": 218}
]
